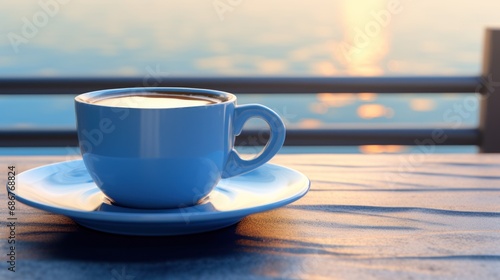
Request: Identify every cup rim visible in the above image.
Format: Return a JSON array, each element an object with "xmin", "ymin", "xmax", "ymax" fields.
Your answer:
[{"xmin": 75, "ymin": 87, "xmax": 236, "ymax": 109}]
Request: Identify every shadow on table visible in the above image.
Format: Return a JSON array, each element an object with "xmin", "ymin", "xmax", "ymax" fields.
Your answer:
[
  {"xmin": 37, "ymin": 223, "xmax": 247, "ymax": 262},
  {"xmin": 21, "ymin": 217, "xmax": 339, "ymax": 263}
]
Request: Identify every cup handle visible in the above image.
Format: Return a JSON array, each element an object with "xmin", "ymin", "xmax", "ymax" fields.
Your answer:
[{"xmin": 222, "ymin": 104, "xmax": 286, "ymax": 178}]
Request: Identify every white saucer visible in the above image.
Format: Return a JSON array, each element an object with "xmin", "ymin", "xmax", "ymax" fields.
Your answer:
[{"xmin": 11, "ymin": 160, "xmax": 310, "ymax": 236}]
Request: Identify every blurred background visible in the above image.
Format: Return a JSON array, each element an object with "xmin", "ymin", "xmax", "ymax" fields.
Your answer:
[{"xmin": 1, "ymin": 0, "xmax": 499, "ymax": 155}]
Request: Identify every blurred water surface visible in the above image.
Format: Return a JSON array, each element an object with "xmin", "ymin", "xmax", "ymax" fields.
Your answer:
[{"xmin": 1, "ymin": 0, "xmax": 499, "ymax": 153}]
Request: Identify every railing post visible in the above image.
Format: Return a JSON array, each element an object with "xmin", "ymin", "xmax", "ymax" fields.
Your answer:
[{"xmin": 479, "ymin": 28, "xmax": 500, "ymax": 153}]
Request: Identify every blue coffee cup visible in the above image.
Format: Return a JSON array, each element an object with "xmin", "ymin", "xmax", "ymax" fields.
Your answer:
[{"xmin": 75, "ymin": 87, "xmax": 286, "ymax": 209}]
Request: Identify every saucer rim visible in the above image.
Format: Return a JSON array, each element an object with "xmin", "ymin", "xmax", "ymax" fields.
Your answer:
[{"xmin": 11, "ymin": 160, "xmax": 310, "ymax": 224}]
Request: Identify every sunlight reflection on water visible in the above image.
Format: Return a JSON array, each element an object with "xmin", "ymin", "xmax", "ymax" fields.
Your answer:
[{"xmin": 1, "ymin": 0, "xmax": 497, "ymax": 154}]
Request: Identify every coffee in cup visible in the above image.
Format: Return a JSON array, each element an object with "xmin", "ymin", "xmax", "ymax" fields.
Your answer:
[{"xmin": 92, "ymin": 94, "xmax": 220, "ymax": 108}]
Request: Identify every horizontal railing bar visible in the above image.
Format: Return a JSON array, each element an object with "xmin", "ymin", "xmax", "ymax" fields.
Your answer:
[
  {"xmin": 274, "ymin": 128, "xmax": 479, "ymax": 146},
  {"xmin": 0, "ymin": 128, "xmax": 479, "ymax": 147},
  {"xmin": 0, "ymin": 76, "xmax": 482, "ymax": 95}
]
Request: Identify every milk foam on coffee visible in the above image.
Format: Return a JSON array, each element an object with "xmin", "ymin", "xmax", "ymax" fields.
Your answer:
[{"xmin": 93, "ymin": 94, "xmax": 220, "ymax": 109}]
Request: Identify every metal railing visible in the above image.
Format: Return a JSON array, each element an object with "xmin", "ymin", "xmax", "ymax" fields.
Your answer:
[{"xmin": 1, "ymin": 29, "xmax": 499, "ymax": 152}]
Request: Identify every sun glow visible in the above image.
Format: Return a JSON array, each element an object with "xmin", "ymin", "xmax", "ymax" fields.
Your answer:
[{"xmin": 334, "ymin": 0, "xmax": 398, "ymax": 76}]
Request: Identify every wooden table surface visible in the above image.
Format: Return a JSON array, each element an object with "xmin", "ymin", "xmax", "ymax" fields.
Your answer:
[{"xmin": 1, "ymin": 154, "xmax": 500, "ymax": 279}]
